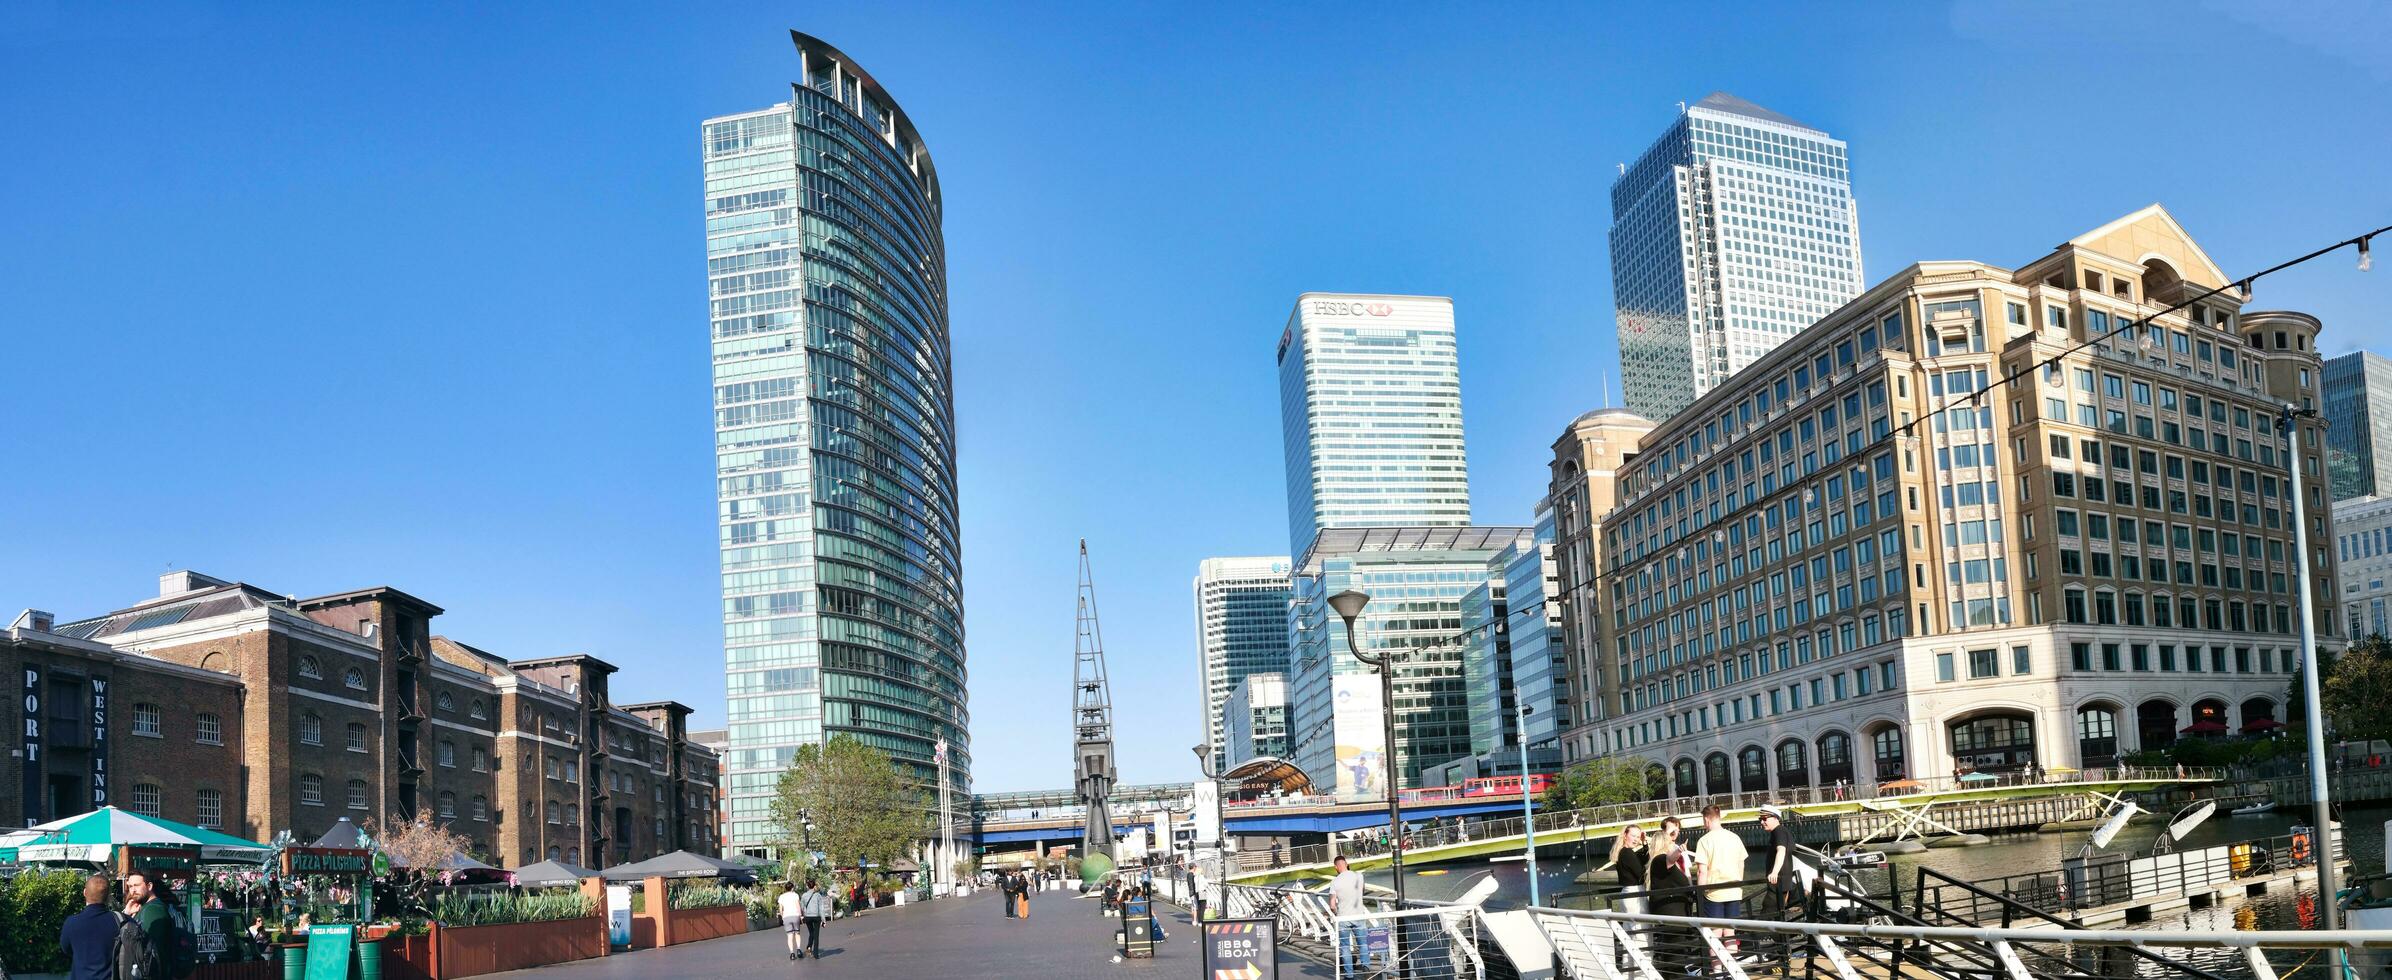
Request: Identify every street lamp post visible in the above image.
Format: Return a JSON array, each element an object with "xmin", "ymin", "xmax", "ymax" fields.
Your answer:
[
  {"xmin": 1517, "ymin": 703, "xmax": 1540, "ymax": 907},
  {"xmin": 1329, "ymin": 589, "xmax": 1405, "ymax": 905},
  {"xmin": 2280, "ymin": 405, "xmax": 2342, "ymax": 932}
]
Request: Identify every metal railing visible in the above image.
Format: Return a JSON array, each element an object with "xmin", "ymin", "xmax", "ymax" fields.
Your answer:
[
  {"xmin": 1236, "ymin": 766, "xmax": 2221, "ymax": 876},
  {"xmin": 1911, "ymin": 831, "xmax": 2327, "ymax": 922},
  {"xmin": 1529, "ymin": 896, "xmax": 2392, "ymax": 980}
]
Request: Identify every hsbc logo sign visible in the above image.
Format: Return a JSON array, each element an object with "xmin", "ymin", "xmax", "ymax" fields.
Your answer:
[{"xmin": 1310, "ymin": 301, "xmax": 1394, "ymax": 317}]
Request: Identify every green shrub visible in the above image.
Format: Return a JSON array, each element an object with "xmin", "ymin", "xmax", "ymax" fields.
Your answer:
[
  {"xmin": 1, "ymin": 868, "xmax": 90, "ymax": 973},
  {"xmin": 667, "ymin": 882, "xmax": 747, "ymax": 910},
  {"xmin": 429, "ymin": 891, "xmax": 594, "ymax": 927}
]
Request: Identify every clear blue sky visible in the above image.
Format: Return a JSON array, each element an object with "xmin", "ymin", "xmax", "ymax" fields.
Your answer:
[{"xmin": 2, "ymin": 2, "xmax": 2387, "ymax": 794}]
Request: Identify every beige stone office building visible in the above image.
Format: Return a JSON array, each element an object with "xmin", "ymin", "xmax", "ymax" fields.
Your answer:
[
  {"xmin": 1547, "ymin": 409, "xmax": 1657, "ymax": 766},
  {"xmin": 1576, "ymin": 206, "xmax": 2338, "ymax": 796}
]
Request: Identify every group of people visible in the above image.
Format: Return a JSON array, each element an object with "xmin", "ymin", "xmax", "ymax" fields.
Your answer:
[
  {"xmin": 1604, "ymin": 804, "xmax": 1803, "ymax": 972},
  {"xmin": 773, "ymin": 880, "xmax": 833, "ymax": 962},
  {"xmin": 57, "ymin": 869, "xmax": 195, "ymax": 980}
]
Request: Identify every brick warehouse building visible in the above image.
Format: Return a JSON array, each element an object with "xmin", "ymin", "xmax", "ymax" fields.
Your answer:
[{"xmin": 4, "ymin": 571, "xmax": 718, "ymax": 868}]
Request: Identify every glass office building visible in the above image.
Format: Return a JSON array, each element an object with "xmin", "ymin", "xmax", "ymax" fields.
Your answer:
[
  {"xmin": 1277, "ymin": 293, "xmax": 1472, "ymax": 559},
  {"xmin": 1610, "ymin": 92, "xmax": 1864, "ymax": 422},
  {"xmin": 2324, "ymin": 350, "xmax": 2392, "ymax": 500},
  {"xmin": 702, "ymin": 32, "xmax": 965, "ymax": 853},
  {"xmin": 1194, "ymin": 557, "xmax": 1293, "ymax": 774}
]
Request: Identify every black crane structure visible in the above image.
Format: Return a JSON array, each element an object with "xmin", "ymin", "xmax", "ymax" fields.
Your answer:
[{"xmin": 1071, "ymin": 540, "xmax": 1118, "ymax": 859}]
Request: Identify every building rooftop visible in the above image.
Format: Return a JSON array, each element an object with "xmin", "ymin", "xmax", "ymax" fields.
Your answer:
[
  {"xmin": 1298, "ymin": 525, "xmax": 1534, "ymax": 574},
  {"xmin": 1690, "ymin": 91, "xmax": 1817, "ymax": 132}
]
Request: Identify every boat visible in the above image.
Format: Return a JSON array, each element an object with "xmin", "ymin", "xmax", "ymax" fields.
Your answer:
[
  {"xmin": 1830, "ymin": 849, "xmax": 1887, "ymax": 868},
  {"xmin": 2229, "ymin": 800, "xmax": 2277, "ymax": 816}
]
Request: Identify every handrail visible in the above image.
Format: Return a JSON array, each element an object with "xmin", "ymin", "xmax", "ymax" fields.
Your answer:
[{"xmin": 1525, "ymin": 904, "xmax": 2392, "ymax": 951}]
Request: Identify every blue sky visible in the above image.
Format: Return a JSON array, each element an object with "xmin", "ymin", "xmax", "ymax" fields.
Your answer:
[{"xmin": 2, "ymin": 2, "xmax": 2387, "ymax": 794}]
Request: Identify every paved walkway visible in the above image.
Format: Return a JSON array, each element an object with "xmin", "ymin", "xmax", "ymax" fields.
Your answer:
[{"xmin": 480, "ymin": 887, "xmax": 1332, "ymax": 979}]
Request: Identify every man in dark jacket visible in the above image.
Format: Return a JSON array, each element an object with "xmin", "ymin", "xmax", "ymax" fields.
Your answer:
[{"xmin": 58, "ymin": 873, "xmax": 118, "ymax": 980}]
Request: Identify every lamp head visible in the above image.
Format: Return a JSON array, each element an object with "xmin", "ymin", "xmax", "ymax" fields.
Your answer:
[{"xmin": 1327, "ymin": 590, "xmax": 1371, "ymax": 625}]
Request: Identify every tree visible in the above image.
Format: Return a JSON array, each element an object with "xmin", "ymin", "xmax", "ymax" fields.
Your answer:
[
  {"xmin": 1543, "ymin": 757, "xmax": 1660, "ymax": 810},
  {"xmin": 2286, "ymin": 641, "xmax": 2343, "ymax": 724},
  {"xmin": 371, "ymin": 815, "xmax": 473, "ymax": 917},
  {"xmin": 2323, "ymin": 635, "xmax": 2392, "ymax": 744},
  {"xmin": 769, "ymin": 735, "xmax": 931, "ymax": 877}
]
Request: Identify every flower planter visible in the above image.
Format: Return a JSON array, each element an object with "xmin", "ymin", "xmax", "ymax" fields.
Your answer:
[
  {"xmin": 428, "ymin": 916, "xmax": 606, "ymax": 979},
  {"xmin": 662, "ymin": 904, "xmax": 747, "ymax": 945}
]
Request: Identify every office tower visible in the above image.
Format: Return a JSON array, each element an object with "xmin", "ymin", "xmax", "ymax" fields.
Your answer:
[
  {"xmin": 1286, "ymin": 526, "xmax": 1531, "ymax": 794},
  {"xmin": 2324, "ymin": 350, "xmax": 2392, "ymax": 500},
  {"xmin": 1582, "ymin": 205, "xmax": 2333, "ymax": 795},
  {"xmin": 1222, "ymin": 673, "xmax": 1290, "ymax": 769},
  {"xmin": 1502, "ymin": 505, "xmax": 1570, "ymax": 748},
  {"xmin": 1193, "ymin": 557, "xmax": 1293, "ymax": 773},
  {"xmin": 1459, "ymin": 572, "xmax": 1513, "ymax": 758},
  {"xmin": 2334, "ymin": 495, "xmax": 2392, "ymax": 640},
  {"xmin": 1278, "ymin": 293, "xmax": 1471, "ymax": 558},
  {"xmin": 703, "ymin": 32, "xmax": 964, "ymax": 855},
  {"xmin": 1610, "ymin": 92, "xmax": 1864, "ymax": 422}
]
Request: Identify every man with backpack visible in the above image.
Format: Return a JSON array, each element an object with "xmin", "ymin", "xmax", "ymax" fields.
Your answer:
[{"xmin": 115, "ymin": 869, "xmax": 196, "ymax": 980}]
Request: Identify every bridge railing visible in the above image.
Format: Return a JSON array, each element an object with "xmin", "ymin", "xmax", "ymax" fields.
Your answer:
[{"xmin": 1230, "ymin": 765, "xmax": 2221, "ymax": 875}]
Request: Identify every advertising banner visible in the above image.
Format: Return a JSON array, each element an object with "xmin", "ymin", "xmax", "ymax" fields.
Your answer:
[
  {"xmin": 1202, "ymin": 918, "xmax": 1278, "ymax": 979},
  {"xmin": 606, "ymin": 885, "xmax": 632, "ymax": 949},
  {"xmin": 1151, "ymin": 811, "xmax": 1172, "ymax": 859},
  {"xmin": 1329, "ymin": 675, "xmax": 1386, "ymax": 798},
  {"xmin": 1192, "ymin": 780, "xmax": 1221, "ymax": 844},
  {"xmin": 20, "ymin": 667, "xmax": 40, "ymax": 824},
  {"xmin": 88, "ymin": 675, "xmax": 108, "ymax": 809}
]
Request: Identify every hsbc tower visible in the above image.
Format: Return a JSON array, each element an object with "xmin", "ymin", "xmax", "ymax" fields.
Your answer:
[{"xmin": 1276, "ymin": 292, "xmax": 1472, "ymax": 558}]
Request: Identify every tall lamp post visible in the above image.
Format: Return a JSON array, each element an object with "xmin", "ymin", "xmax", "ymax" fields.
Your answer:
[
  {"xmin": 1329, "ymin": 589, "xmax": 1405, "ymax": 904},
  {"xmin": 1192, "ymin": 744, "xmax": 1227, "ymax": 919},
  {"xmin": 1517, "ymin": 702, "xmax": 1540, "ymax": 907},
  {"xmin": 2280, "ymin": 405, "xmax": 2342, "ymax": 932}
]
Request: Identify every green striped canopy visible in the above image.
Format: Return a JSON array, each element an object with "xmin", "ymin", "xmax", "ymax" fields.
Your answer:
[{"xmin": 0, "ymin": 806, "xmax": 269, "ymax": 864}]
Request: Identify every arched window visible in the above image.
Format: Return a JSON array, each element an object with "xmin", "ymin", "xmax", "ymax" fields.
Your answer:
[
  {"xmin": 437, "ymin": 792, "xmax": 457, "ymax": 820},
  {"xmin": 1738, "ymin": 746, "xmax": 1768, "ymax": 791},
  {"xmin": 1703, "ymin": 752, "xmax": 1732, "ymax": 795},
  {"xmin": 1871, "ymin": 726, "xmax": 1906, "ymax": 781},
  {"xmin": 196, "ymin": 788, "xmax": 223, "ymax": 829},
  {"xmin": 469, "ymin": 699, "xmax": 488, "ymax": 721},
  {"xmin": 1777, "ymin": 740, "xmax": 1810, "ymax": 788},
  {"xmin": 567, "ymin": 847, "xmax": 579, "ymax": 864},
  {"xmin": 471, "ymin": 795, "xmax": 489, "ymax": 821},
  {"xmin": 2238, "ymin": 697, "xmax": 2277, "ymax": 734},
  {"xmin": 439, "ymin": 740, "xmax": 456, "ymax": 768},
  {"xmin": 299, "ymin": 713, "xmax": 323, "ymax": 746},
  {"xmin": 298, "ymin": 656, "xmax": 322, "ymax": 680},
  {"xmin": 347, "ymin": 779, "xmax": 368, "ymax": 810},
  {"xmin": 130, "ymin": 703, "xmax": 161, "ymax": 737},
  {"xmin": 436, "ymin": 691, "xmax": 455, "ymax": 712},
  {"xmin": 1817, "ymin": 731, "xmax": 1854, "ymax": 784},
  {"xmin": 343, "ymin": 667, "xmax": 367, "ymax": 690},
  {"xmin": 299, "ymin": 774, "xmax": 324, "ymax": 805},
  {"xmin": 1949, "ymin": 711, "xmax": 2037, "ymax": 772},
  {"xmin": 1673, "ymin": 759, "xmax": 1698, "ymax": 797},
  {"xmin": 2077, "ymin": 705, "xmax": 2120, "ymax": 766},
  {"xmin": 346, "ymin": 723, "xmax": 367, "ymax": 752},
  {"xmin": 566, "ymin": 804, "xmax": 580, "ymax": 825},
  {"xmin": 195, "ymin": 712, "xmax": 222, "ymax": 746},
  {"xmin": 547, "ymin": 845, "xmax": 561, "ymax": 861},
  {"xmin": 545, "ymin": 802, "xmax": 561, "ymax": 825}
]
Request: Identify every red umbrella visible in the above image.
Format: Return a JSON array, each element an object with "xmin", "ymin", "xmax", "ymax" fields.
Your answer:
[
  {"xmin": 2181, "ymin": 719, "xmax": 2229, "ymax": 734},
  {"xmin": 2241, "ymin": 718, "xmax": 2286, "ymax": 733}
]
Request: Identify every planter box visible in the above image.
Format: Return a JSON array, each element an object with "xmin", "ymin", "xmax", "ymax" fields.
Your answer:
[
  {"xmin": 384, "ymin": 933, "xmax": 436, "ymax": 980},
  {"xmin": 432, "ymin": 917, "xmax": 606, "ymax": 979}
]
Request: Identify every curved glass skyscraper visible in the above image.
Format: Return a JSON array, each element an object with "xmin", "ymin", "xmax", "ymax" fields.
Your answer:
[{"xmin": 703, "ymin": 32, "xmax": 964, "ymax": 854}]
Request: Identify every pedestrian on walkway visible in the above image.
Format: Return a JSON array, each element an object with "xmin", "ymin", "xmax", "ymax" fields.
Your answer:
[
  {"xmin": 777, "ymin": 883, "xmax": 805, "ymax": 960},
  {"xmin": 1329, "ymin": 855, "xmax": 1368, "ymax": 975},
  {"xmin": 1000, "ymin": 871, "xmax": 1016, "ymax": 919},
  {"xmin": 1758, "ymin": 806, "xmax": 1803, "ymax": 963},
  {"xmin": 799, "ymin": 880, "xmax": 830, "ymax": 960},
  {"xmin": 58, "ymin": 873, "xmax": 116, "ymax": 980},
  {"xmin": 1690, "ymin": 804, "xmax": 1748, "ymax": 962},
  {"xmin": 1016, "ymin": 871, "xmax": 1032, "ymax": 921}
]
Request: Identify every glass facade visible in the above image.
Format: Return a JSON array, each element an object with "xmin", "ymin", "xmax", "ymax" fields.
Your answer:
[
  {"xmin": 2324, "ymin": 350, "xmax": 2392, "ymax": 500},
  {"xmin": 1501, "ymin": 506, "xmax": 1569, "ymax": 746},
  {"xmin": 1611, "ymin": 92, "xmax": 1863, "ymax": 422},
  {"xmin": 1222, "ymin": 673, "xmax": 1289, "ymax": 767},
  {"xmin": 1193, "ymin": 557, "xmax": 1293, "ymax": 773},
  {"xmin": 1459, "ymin": 576, "xmax": 1514, "ymax": 758},
  {"xmin": 1278, "ymin": 294, "xmax": 1471, "ymax": 558},
  {"xmin": 1286, "ymin": 527, "xmax": 1530, "ymax": 794},
  {"xmin": 704, "ymin": 34, "xmax": 964, "ymax": 854}
]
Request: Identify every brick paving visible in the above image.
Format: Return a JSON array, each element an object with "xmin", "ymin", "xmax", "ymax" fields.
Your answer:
[{"xmin": 479, "ymin": 886, "xmax": 1334, "ymax": 979}]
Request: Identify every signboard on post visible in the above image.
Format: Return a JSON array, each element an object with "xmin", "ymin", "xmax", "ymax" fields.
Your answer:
[
  {"xmin": 1193, "ymin": 780, "xmax": 1221, "ymax": 844},
  {"xmin": 1201, "ymin": 918, "xmax": 1278, "ymax": 979},
  {"xmin": 280, "ymin": 847, "xmax": 372, "ymax": 877}
]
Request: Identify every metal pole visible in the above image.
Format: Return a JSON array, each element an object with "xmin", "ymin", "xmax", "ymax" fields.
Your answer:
[
  {"xmin": 2281, "ymin": 406, "xmax": 2341, "ymax": 932},
  {"xmin": 1519, "ymin": 702, "xmax": 1539, "ymax": 907},
  {"xmin": 1378, "ymin": 659, "xmax": 1406, "ymax": 904}
]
